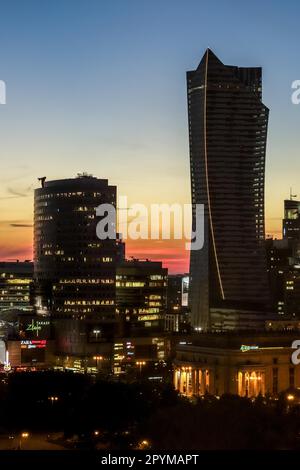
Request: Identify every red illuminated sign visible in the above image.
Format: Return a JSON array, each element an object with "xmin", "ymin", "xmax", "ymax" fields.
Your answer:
[{"xmin": 21, "ymin": 340, "xmax": 47, "ymax": 349}]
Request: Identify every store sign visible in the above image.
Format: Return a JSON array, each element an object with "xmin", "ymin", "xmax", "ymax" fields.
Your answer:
[
  {"xmin": 26, "ymin": 320, "xmax": 42, "ymax": 336},
  {"xmin": 25, "ymin": 319, "xmax": 50, "ymax": 337},
  {"xmin": 21, "ymin": 340, "xmax": 47, "ymax": 349}
]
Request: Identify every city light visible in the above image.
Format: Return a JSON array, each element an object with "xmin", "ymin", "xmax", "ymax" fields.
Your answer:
[
  {"xmin": 136, "ymin": 361, "xmax": 146, "ymax": 366},
  {"xmin": 48, "ymin": 396, "xmax": 59, "ymax": 403},
  {"xmin": 138, "ymin": 439, "xmax": 150, "ymax": 449}
]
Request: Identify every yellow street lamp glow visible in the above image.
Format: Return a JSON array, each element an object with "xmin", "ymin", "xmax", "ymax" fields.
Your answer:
[
  {"xmin": 48, "ymin": 396, "xmax": 59, "ymax": 402},
  {"xmin": 139, "ymin": 439, "xmax": 150, "ymax": 448}
]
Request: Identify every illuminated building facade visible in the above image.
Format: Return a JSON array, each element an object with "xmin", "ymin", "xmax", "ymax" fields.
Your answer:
[
  {"xmin": 266, "ymin": 200, "xmax": 300, "ymax": 318},
  {"xmin": 0, "ymin": 261, "xmax": 33, "ymax": 313},
  {"xmin": 34, "ymin": 174, "xmax": 118, "ymax": 354},
  {"xmin": 34, "ymin": 174, "xmax": 116, "ymax": 318},
  {"xmin": 173, "ymin": 332, "xmax": 300, "ymax": 397},
  {"xmin": 265, "ymin": 238, "xmax": 293, "ymax": 315},
  {"xmin": 116, "ymin": 259, "xmax": 167, "ymax": 334},
  {"xmin": 165, "ymin": 274, "xmax": 190, "ymax": 333},
  {"xmin": 187, "ymin": 49, "xmax": 270, "ymax": 330},
  {"xmin": 7, "ymin": 339, "xmax": 55, "ymax": 370},
  {"xmin": 283, "ymin": 199, "xmax": 300, "ymax": 241},
  {"xmin": 167, "ymin": 274, "xmax": 189, "ymax": 311},
  {"xmin": 113, "ymin": 336, "xmax": 168, "ymax": 376}
]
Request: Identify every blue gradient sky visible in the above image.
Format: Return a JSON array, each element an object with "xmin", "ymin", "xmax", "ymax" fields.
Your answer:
[{"xmin": 0, "ymin": 0, "xmax": 299, "ymax": 271}]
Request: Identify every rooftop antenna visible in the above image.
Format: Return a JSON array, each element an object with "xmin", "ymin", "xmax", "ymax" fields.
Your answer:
[
  {"xmin": 38, "ymin": 176, "xmax": 46, "ymax": 188},
  {"xmin": 290, "ymin": 187, "xmax": 298, "ymax": 200}
]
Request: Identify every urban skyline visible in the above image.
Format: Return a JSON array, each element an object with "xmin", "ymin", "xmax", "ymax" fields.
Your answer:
[
  {"xmin": 1, "ymin": 1, "xmax": 300, "ymax": 455},
  {"xmin": 0, "ymin": 0, "xmax": 300, "ymax": 273}
]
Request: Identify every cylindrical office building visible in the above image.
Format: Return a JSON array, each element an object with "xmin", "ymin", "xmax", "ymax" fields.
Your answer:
[{"xmin": 34, "ymin": 174, "xmax": 117, "ymax": 334}]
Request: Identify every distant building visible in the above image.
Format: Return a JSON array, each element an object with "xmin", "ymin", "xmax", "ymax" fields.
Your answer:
[
  {"xmin": 265, "ymin": 238, "xmax": 293, "ymax": 315},
  {"xmin": 187, "ymin": 49, "xmax": 270, "ymax": 330},
  {"xmin": 165, "ymin": 274, "xmax": 190, "ymax": 333},
  {"xmin": 174, "ymin": 332, "xmax": 300, "ymax": 397},
  {"xmin": 113, "ymin": 336, "xmax": 169, "ymax": 377},
  {"xmin": 0, "ymin": 261, "xmax": 33, "ymax": 313},
  {"xmin": 266, "ymin": 199, "xmax": 300, "ymax": 318},
  {"xmin": 167, "ymin": 274, "xmax": 189, "ymax": 311},
  {"xmin": 116, "ymin": 259, "xmax": 168, "ymax": 334},
  {"xmin": 283, "ymin": 199, "xmax": 300, "ymax": 241}
]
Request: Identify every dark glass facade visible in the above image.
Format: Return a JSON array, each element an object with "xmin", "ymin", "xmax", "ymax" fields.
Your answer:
[
  {"xmin": 34, "ymin": 175, "xmax": 117, "ymax": 343},
  {"xmin": 188, "ymin": 49, "xmax": 270, "ymax": 329}
]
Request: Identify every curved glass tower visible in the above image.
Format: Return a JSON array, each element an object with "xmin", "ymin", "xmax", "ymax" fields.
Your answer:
[{"xmin": 188, "ymin": 49, "xmax": 270, "ymax": 329}]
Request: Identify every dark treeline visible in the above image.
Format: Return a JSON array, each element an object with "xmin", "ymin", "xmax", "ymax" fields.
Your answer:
[{"xmin": 1, "ymin": 371, "xmax": 300, "ymax": 449}]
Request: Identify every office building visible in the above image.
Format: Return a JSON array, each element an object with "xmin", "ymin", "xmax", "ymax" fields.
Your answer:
[
  {"xmin": 165, "ymin": 274, "xmax": 190, "ymax": 333},
  {"xmin": 266, "ymin": 199, "xmax": 300, "ymax": 318},
  {"xmin": 187, "ymin": 49, "xmax": 270, "ymax": 329},
  {"xmin": 283, "ymin": 199, "xmax": 300, "ymax": 241},
  {"xmin": 0, "ymin": 261, "xmax": 33, "ymax": 313},
  {"xmin": 116, "ymin": 259, "xmax": 167, "ymax": 334},
  {"xmin": 33, "ymin": 174, "xmax": 118, "ymax": 356}
]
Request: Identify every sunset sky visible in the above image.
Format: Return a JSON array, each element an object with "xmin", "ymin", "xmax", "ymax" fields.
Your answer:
[{"xmin": 0, "ymin": 0, "xmax": 299, "ymax": 273}]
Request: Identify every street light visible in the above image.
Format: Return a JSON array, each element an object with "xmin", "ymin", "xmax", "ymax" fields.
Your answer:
[
  {"xmin": 138, "ymin": 439, "xmax": 150, "ymax": 449},
  {"xmin": 136, "ymin": 361, "xmax": 146, "ymax": 375},
  {"xmin": 19, "ymin": 432, "xmax": 29, "ymax": 450},
  {"xmin": 93, "ymin": 329, "xmax": 101, "ymax": 341},
  {"xmin": 287, "ymin": 394, "xmax": 295, "ymax": 401},
  {"xmin": 48, "ymin": 396, "xmax": 59, "ymax": 405},
  {"xmin": 93, "ymin": 355, "xmax": 103, "ymax": 369}
]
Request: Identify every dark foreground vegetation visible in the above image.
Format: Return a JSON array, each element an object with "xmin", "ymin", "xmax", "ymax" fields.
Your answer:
[{"xmin": 0, "ymin": 371, "xmax": 300, "ymax": 449}]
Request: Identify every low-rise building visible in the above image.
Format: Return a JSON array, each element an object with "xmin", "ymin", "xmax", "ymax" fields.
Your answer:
[
  {"xmin": 0, "ymin": 261, "xmax": 33, "ymax": 313},
  {"xmin": 173, "ymin": 332, "xmax": 300, "ymax": 397}
]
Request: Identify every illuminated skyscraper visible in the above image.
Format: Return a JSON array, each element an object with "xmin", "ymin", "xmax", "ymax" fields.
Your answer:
[
  {"xmin": 34, "ymin": 174, "xmax": 118, "ymax": 348},
  {"xmin": 187, "ymin": 49, "xmax": 270, "ymax": 329}
]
